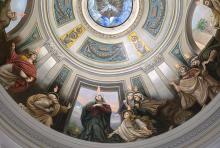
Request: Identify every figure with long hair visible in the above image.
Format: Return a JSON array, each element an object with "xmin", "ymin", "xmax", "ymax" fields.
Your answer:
[
  {"xmin": 79, "ymin": 94, "xmax": 112, "ymax": 142},
  {"xmin": 20, "ymin": 86, "xmax": 72, "ymax": 127},
  {"xmin": 108, "ymin": 110, "xmax": 152, "ymax": 142},
  {"xmin": 0, "ymin": 42, "xmax": 38, "ymax": 93}
]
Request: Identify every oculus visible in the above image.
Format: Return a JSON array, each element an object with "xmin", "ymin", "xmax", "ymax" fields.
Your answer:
[{"xmin": 88, "ymin": 0, "xmax": 133, "ymax": 28}]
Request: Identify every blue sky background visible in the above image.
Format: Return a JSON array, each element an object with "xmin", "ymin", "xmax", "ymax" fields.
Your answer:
[
  {"xmin": 192, "ymin": 4, "xmax": 212, "ymax": 29},
  {"xmin": 6, "ymin": 0, "xmax": 27, "ymax": 32}
]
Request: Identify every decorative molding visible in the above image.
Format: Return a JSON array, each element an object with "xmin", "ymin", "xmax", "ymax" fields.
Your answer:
[
  {"xmin": 170, "ymin": 42, "xmax": 188, "ymax": 66},
  {"xmin": 17, "ymin": 24, "xmax": 42, "ymax": 49},
  {"xmin": 143, "ymin": 0, "xmax": 166, "ymax": 37},
  {"xmin": 44, "ymin": 41, "xmax": 64, "ymax": 62},
  {"xmin": 142, "ymin": 54, "xmax": 164, "ymax": 73}
]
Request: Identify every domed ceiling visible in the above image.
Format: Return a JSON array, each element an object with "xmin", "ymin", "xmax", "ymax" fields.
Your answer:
[
  {"xmin": 1, "ymin": 0, "xmax": 220, "ymax": 147},
  {"xmin": 45, "ymin": 0, "xmax": 179, "ymax": 73}
]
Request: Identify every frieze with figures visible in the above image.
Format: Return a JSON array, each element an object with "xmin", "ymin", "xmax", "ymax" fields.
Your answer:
[{"xmin": 79, "ymin": 38, "xmax": 128, "ymax": 62}]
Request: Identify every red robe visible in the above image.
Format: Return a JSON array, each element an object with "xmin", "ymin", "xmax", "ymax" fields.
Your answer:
[{"xmin": 6, "ymin": 51, "xmax": 37, "ymax": 93}]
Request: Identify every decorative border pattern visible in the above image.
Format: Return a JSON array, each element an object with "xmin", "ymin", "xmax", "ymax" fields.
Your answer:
[
  {"xmin": 60, "ymin": 24, "xmax": 86, "ymax": 49},
  {"xmin": 142, "ymin": 54, "xmax": 164, "ymax": 73}
]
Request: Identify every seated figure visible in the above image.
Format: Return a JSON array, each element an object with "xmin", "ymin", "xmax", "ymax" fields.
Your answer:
[
  {"xmin": 170, "ymin": 65, "xmax": 220, "ymax": 110},
  {"xmin": 120, "ymin": 90, "xmax": 167, "ymax": 134},
  {"xmin": 202, "ymin": 0, "xmax": 220, "ymax": 29},
  {"xmin": 199, "ymin": 43, "xmax": 220, "ymax": 81},
  {"xmin": 133, "ymin": 92, "xmax": 169, "ymax": 134},
  {"xmin": 190, "ymin": 56, "xmax": 220, "ymax": 90},
  {"xmin": 20, "ymin": 86, "xmax": 72, "ymax": 127},
  {"xmin": 0, "ymin": 43, "xmax": 37, "ymax": 93},
  {"xmin": 0, "ymin": 0, "xmax": 17, "ymax": 31},
  {"xmin": 108, "ymin": 110, "xmax": 152, "ymax": 142}
]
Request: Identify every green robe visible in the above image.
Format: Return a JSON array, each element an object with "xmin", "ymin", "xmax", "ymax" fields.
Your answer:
[{"xmin": 79, "ymin": 102, "xmax": 112, "ymax": 143}]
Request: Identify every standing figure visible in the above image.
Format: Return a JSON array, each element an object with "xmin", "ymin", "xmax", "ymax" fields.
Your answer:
[
  {"xmin": 202, "ymin": 0, "xmax": 220, "ymax": 29},
  {"xmin": 0, "ymin": 43, "xmax": 37, "ymax": 93},
  {"xmin": 20, "ymin": 86, "xmax": 72, "ymax": 127},
  {"xmin": 79, "ymin": 95, "xmax": 112, "ymax": 143},
  {"xmin": 108, "ymin": 110, "xmax": 152, "ymax": 142}
]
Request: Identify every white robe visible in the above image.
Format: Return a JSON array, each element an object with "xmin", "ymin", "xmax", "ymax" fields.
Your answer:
[{"xmin": 113, "ymin": 119, "xmax": 150, "ymax": 142}]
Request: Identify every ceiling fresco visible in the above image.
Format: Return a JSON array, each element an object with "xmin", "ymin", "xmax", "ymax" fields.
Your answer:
[
  {"xmin": 0, "ymin": 0, "xmax": 220, "ymax": 147},
  {"xmin": 88, "ymin": 0, "xmax": 133, "ymax": 28}
]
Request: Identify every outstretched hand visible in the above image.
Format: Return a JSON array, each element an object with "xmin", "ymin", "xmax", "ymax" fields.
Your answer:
[
  {"xmin": 108, "ymin": 133, "xmax": 114, "ymax": 138},
  {"xmin": 170, "ymin": 82, "xmax": 176, "ymax": 86},
  {"xmin": 67, "ymin": 103, "xmax": 72, "ymax": 109},
  {"xmin": 26, "ymin": 77, "xmax": 34, "ymax": 83}
]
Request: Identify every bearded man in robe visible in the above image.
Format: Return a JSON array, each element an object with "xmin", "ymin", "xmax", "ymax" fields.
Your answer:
[
  {"xmin": 20, "ymin": 86, "xmax": 72, "ymax": 127},
  {"xmin": 199, "ymin": 43, "xmax": 220, "ymax": 80},
  {"xmin": 0, "ymin": 42, "xmax": 37, "ymax": 93},
  {"xmin": 190, "ymin": 56, "xmax": 220, "ymax": 89},
  {"xmin": 170, "ymin": 65, "xmax": 220, "ymax": 110},
  {"xmin": 79, "ymin": 95, "xmax": 112, "ymax": 143},
  {"xmin": 0, "ymin": 0, "xmax": 17, "ymax": 30},
  {"xmin": 202, "ymin": 0, "xmax": 220, "ymax": 28}
]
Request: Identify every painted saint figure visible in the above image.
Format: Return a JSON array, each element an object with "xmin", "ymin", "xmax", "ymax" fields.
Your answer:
[
  {"xmin": 0, "ymin": 0, "xmax": 17, "ymax": 31},
  {"xmin": 0, "ymin": 43, "xmax": 37, "ymax": 93},
  {"xmin": 20, "ymin": 86, "xmax": 72, "ymax": 127},
  {"xmin": 79, "ymin": 95, "xmax": 112, "ymax": 142},
  {"xmin": 202, "ymin": 0, "xmax": 220, "ymax": 28},
  {"xmin": 108, "ymin": 110, "xmax": 152, "ymax": 142},
  {"xmin": 171, "ymin": 65, "xmax": 220, "ymax": 110}
]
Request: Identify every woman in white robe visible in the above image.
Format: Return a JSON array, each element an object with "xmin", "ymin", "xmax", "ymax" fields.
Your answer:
[{"xmin": 108, "ymin": 110, "xmax": 152, "ymax": 142}]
